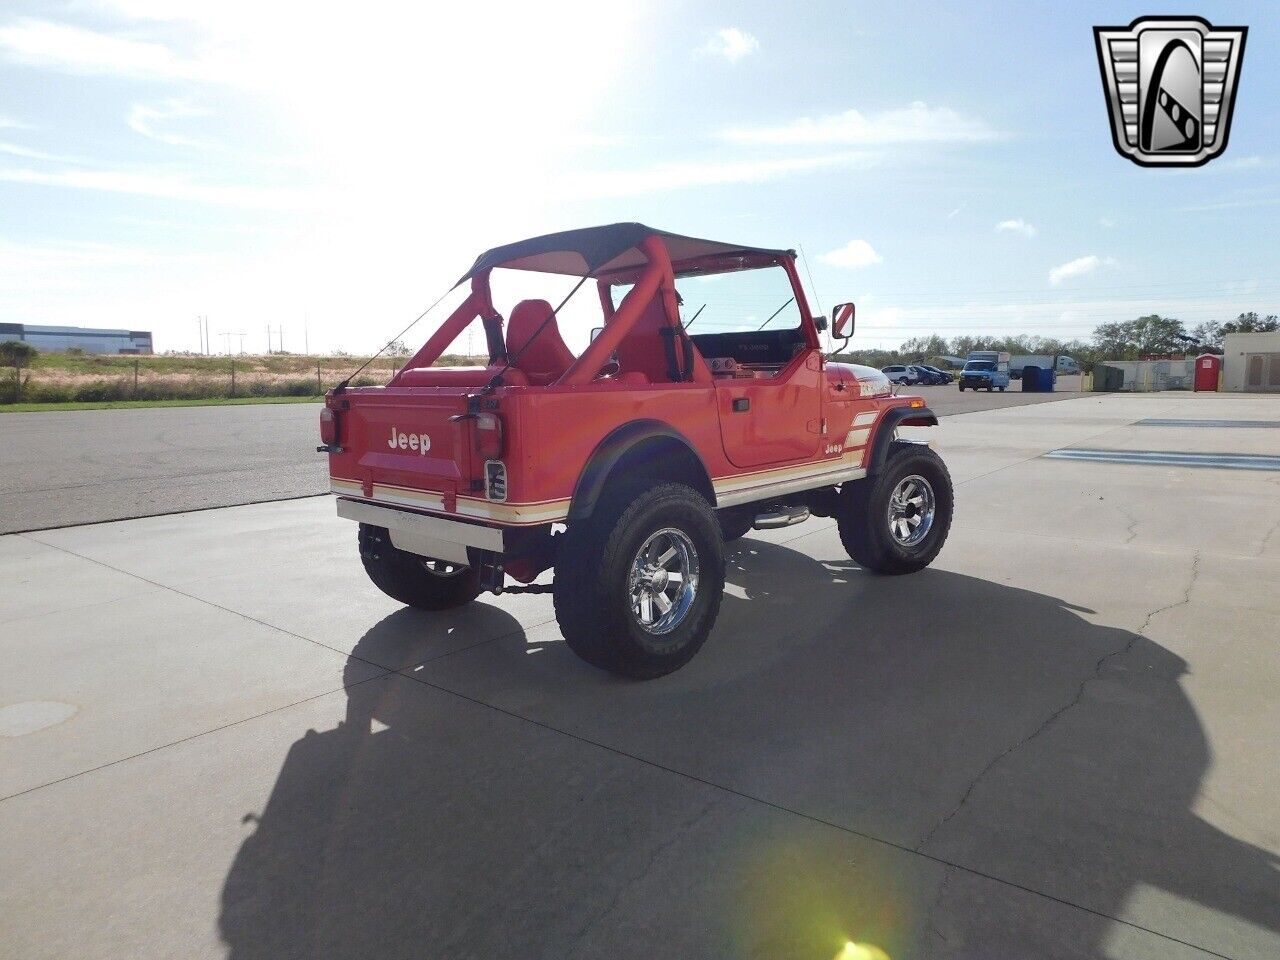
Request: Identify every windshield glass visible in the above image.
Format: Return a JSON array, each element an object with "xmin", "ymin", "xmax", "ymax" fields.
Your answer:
[
  {"xmin": 965, "ymin": 361, "xmax": 995, "ymax": 371},
  {"xmin": 612, "ymin": 264, "xmax": 800, "ymax": 334}
]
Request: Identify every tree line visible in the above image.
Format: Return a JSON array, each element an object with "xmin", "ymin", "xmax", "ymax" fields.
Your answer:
[{"xmin": 834, "ymin": 312, "xmax": 1278, "ymax": 371}]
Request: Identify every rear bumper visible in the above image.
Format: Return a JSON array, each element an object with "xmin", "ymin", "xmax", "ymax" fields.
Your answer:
[{"xmin": 336, "ymin": 497, "xmax": 504, "ymax": 565}]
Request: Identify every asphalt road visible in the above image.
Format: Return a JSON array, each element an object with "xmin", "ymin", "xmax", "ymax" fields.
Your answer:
[
  {"xmin": 4, "ymin": 393, "xmax": 1277, "ymax": 958},
  {"xmin": 0, "ymin": 379, "xmax": 1083, "ymax": 534},
  {"xmin": 0, "ymin": 403, "xmax": 329, "ymax": 534}
]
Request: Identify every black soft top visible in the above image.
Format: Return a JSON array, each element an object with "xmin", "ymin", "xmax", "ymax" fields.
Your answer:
[{"xmin": 459, "ymin": 222, "xmax": 792, "ymax": 283}]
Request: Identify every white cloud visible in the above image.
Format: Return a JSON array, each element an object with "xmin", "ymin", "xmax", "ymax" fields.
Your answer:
[
  {"xmin": 947, "ymin": 205, "xmax": 965, "ymax": 219},
  {"xmin": 1048, "ymin": 255, "xmax": 1115, "ymax": 286},
  {"xmin": 819, "ymin": 239, "xmax": 883, "ymax": 269},
  {"xmin": 1099, "ymin": 216, "xmax": 1116, "ymax": 228},
  {"xmin": 1215, "ymin": 154, "xmax": 1264, "ymax": 171},
  {"xmin": 570, "ymin": 152, "xmax": 871, "ymax": 198},
  {"xmin": 0, "ymin": 18, "xmax": 235, "ymax": 83},
  {"xmin": 720, "ymin": 101, "xmax": 998, "ymax": 146},
  {"xmin": 0, "ymin": 237, "xmax": 200, "ymax": 271},
  {"xmin": 0, "ymin": 141, "xmax": 83, "ymax": 163},
  {"xmin": 995, "ymin": 218, "xmax": 1037, "ymax": 238},
  {"xmin": 128, "ymin": 99, "xmax": 213, "ymax": 147},
  {"xmin": 0, "ymin": 166, "xmax": 300, "ymax": 209},
  {"xmin": 0, "ymin": 116, "xmax": 32, "ymax": 130},
  {"xmin": 697, "ymin": 27, "xmax": 759, "ymax": 63}
]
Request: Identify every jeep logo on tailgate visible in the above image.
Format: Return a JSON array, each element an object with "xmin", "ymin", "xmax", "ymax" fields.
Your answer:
[{"xmin": 387, "ymin": 426, "xmax": 431, "ymax": 454}]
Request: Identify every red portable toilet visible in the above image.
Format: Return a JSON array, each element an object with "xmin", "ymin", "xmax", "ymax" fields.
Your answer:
[{"xmin": 1194, "ymin": 354, "xmax": 1221, "ymax": 392}]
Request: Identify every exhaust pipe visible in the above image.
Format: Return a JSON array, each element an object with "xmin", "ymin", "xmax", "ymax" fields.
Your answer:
[{"xmin": 753, "ymin": 505, "xmax": 810, "ymax": 530}]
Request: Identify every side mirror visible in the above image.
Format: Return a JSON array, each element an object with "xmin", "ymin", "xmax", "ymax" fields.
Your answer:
[
  {"xmin": 590, "ymin": 326, "xmax": 604, "ymax": 342},
  {"xmin": 831, "ymin": 302, "xmax": 855, "ymax": 339}
]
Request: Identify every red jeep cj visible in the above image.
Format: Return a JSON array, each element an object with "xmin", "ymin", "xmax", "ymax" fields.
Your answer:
[{"xmin": 321, "ymin": 224, "xmax": 952, "ymax": 677}]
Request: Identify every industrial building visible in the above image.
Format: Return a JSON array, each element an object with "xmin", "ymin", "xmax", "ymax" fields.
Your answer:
[
  {"xmin": 0, "ymin": 323, "xmax": 153, "ymax": 355},
  {"xmin": 1222, "ymin": 331, "xmax": 1280, "ymax": 392}
]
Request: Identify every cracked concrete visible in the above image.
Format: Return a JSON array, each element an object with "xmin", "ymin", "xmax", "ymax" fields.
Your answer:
[
  {"xmin": 916, "ymin": 551, "xmax": 1202, "ymax": 856},
  {"xmin": 3, "ymin": 394, "xmax": 1279, "ymax": 959}
]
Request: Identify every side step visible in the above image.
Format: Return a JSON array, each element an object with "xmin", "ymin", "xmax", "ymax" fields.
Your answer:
[{"xmin": 753, "ymin": 505, "xmax": 810, "ymax": 530}]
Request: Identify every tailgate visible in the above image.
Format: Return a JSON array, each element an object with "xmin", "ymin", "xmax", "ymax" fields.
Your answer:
[{"xmin": 335, "ymin": 391, "xmax": 474, "ymax": 502}]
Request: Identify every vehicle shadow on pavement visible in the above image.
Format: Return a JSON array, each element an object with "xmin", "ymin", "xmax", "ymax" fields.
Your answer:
[{"xmin": 218, "ymin": 540, "xmax": 1279, "ymax": 959}]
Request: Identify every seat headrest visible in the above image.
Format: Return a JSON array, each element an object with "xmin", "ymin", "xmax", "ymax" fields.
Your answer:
[{"xmin": 506, "ymin": 299, "xmax": 575, "ymax": 385}]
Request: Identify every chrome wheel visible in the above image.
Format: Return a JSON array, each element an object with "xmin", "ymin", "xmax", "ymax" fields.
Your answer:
[
  {"xmin": 628, "ymin": 527, "xmax": 699, "ymax": 635},
  {"xmin": 887, "ymin": 474, "xmax": 935, "ymax": 546}
]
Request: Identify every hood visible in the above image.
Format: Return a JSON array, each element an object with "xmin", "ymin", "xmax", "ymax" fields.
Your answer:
[{"xmin": 828, "ymin": 362, "xmax": 893, "ymax": 399}]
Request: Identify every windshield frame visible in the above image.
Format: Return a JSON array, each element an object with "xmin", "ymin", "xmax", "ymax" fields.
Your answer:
[{"xmin": 598, "ymin": 256, "xmax": 818, "ymax": 348}]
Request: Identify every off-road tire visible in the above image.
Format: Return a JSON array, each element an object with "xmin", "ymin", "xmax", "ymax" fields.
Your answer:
[
  {"xmin": 717, "ymin": 507, "xmax": 755, "ymax": 543},
  {"xmin": 837, "ymin": 442, "xmax": 953, "ymax": 575},
  {"xmin": 358, "ymin": 523, "xmax": 483, "ymax": 610},
  {"xmin": 554, "ymin": 481, "xmax": 724, "ymax": 679}
]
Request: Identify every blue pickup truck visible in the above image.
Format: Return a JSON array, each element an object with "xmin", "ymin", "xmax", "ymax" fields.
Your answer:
[{"xmin": 958, "ymin": 351, "xmax": 1011, "ymax": 392}]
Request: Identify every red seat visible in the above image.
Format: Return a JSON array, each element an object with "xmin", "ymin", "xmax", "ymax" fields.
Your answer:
[{"xmin": 507, "ymin": 300, "xmax": 576, "ymax": 385}]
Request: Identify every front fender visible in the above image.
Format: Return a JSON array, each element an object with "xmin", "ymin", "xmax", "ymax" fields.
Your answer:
[{"xmin": 867, "ymin": 405, "xmax": 938, "ymax": 475}]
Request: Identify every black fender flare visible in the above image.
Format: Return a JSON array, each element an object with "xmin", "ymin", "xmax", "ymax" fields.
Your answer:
[
  {"xmin": 866, "ymin": 405, "xmax": 938, "ymax": 476},
  {"xmin": 568, "ymin": 419, "xmax": 715, "ymax": 521}
]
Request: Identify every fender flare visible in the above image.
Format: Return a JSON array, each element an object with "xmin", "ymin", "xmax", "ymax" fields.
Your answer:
[
  {"xmin": 866, "ymin": 405, "xmax": 939, "ymax": 475},
  {"xmin": 568, "ymin": 419, "xmax": 715, "ymax": 521}
]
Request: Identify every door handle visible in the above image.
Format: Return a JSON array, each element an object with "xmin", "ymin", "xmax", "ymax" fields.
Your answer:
[{"xmin": 732, "ymin": 398, "xmax": 750, "ymax": 412}]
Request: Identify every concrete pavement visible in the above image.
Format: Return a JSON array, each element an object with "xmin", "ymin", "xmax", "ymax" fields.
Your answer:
[
  {"xmin": 2, "ymin": 393, "xmax": 1278, "ymax": 959},
  {"xmin": 0, "ymin": 381, "xmax": 1083, "ymax": 534}
]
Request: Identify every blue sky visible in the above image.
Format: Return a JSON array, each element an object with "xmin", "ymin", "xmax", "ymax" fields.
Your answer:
[{"xmin": 1, "ymin": 1, "xmax": 1276, "ymax": 353}]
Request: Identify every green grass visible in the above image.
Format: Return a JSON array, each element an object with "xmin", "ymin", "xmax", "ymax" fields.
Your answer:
[{"xmin": 0, "ymin": 395, "xmax": 323, "ymax": 413}]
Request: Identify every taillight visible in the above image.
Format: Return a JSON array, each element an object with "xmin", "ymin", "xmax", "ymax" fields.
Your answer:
[
  {"xmin": 319, "ymin": 407, "xmax": 337, "ymax": 444},
  {"xmin": 475, "ymin": 412, "xmax": 504, "ymax": 460}
]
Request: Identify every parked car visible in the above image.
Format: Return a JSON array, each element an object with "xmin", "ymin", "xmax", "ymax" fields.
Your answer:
[
  {"xmin": 958, "ymin": 351, "xmax": 1012, "ymax": 391},
  {"xmin": 917, "ymin": 364, "xmax": 955, "ymax": 384},
  {"xmin": 910, "ymin": 365, "xmax": 949, "ymax": 385},
  {"xmin": 320, "ymin": 223, "xmax": 953, "ymax": 679},
  {"xmin": 881, "ymin": 364, "xmax": 920, "ymax": 384}
]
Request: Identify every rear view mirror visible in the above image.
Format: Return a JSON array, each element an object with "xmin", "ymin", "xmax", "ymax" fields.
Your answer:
[
  {"xmin": 832, "ymin": 302, "xmax": 855, "ymax": 339},
  {"xmin": 590, "ymin": 326, "xmax": 604, "ymax": 342}
]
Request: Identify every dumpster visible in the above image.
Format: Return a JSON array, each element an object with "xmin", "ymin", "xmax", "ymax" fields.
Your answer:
[
  {"xmin": 1194, "ymin": 354, "xmax": 1221, "ymax": 392},
  {"xmin": 1093, "ymin": 364, "xmax": 1125, "ymax": 392},
  {"xmin": 1021, "ymin": 365, "xmax": 1055, "ymax": 392}
]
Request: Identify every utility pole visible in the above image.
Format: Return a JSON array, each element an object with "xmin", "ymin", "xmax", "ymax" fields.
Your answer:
[
  {"xmin": 197, "ymin": 317, "xmax": 203, "ymax": 355},
  {"xmin": 237, "ymin": 332, "xmax": 247, "ymax": 354},
  {"xmin": 220, "ymin": 331, "xmax": 233, "ymax": 355},
  {"xmin": 266, "ymin": 324, "xmax": 272, "ymax": 355}
]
